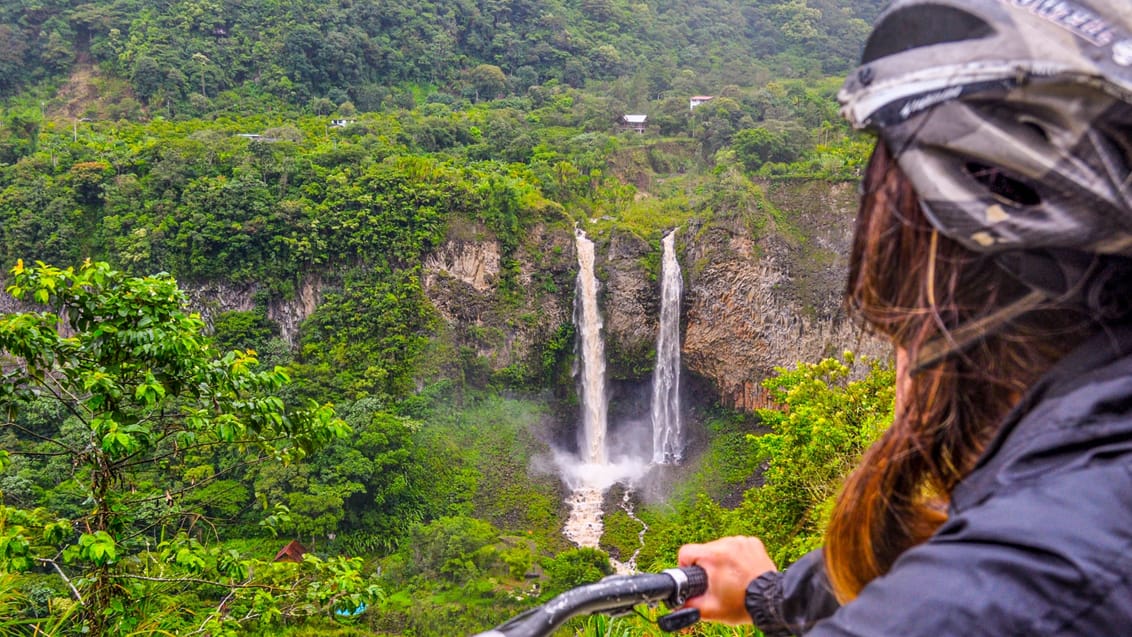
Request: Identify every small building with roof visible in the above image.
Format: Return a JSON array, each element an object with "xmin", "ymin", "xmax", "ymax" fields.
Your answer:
[
  {"xmin": 621, "ymin": 114, "xmax": 647, "ymax": 133},
  {"xmin": 689, "ymin": 96, "xmax": 714, "ymax": 110},
  {"xmin": 273, "ymin": 540, "xmax": 308, "ymax": 563}
]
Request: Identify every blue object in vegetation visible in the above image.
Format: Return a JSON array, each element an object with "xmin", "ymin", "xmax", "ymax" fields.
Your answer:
[{"xmin": 335, "ymin": 602, "xmax": 367, "ymax": 617}]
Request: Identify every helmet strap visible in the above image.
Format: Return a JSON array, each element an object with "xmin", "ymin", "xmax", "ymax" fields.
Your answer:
[{"xmin": 913, "ymin": 250, "xmax": 1132, "ymax": 371}]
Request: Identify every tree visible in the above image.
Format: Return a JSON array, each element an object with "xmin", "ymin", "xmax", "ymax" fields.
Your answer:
[
  {"xmin": 732, "ymin": 125, "xmax": 809, "ymax": 170},
  {"xmin": 405, "ymin": 516, "xmax": 499, "ymax": 582},
  {"xmin": 131, "ymin": 55, "xmax": 165, "ymax": 103},
  {"xmin": 468, "ymin": 64, "xmax": 506, "ymax": 102},
  {"xmin": 729, "ymin": 353, "xmax": 894, "ymax": 565},
  {"xmin": 0, "ymin": 108, "xmax": 42, "ymax": 162},
  {"xmin": 309, "ymin": 96, "xmax": 334, "ymax": 115},
  {"xmin": 733, "ymin": 127, "xmax": 785, "ymax": 170},
  {"xmin": 0, "ymin": 25, "xmax": 29, "ymax": 93},
  {"xmin": 691, "ymin": 96, "xmax": 751, "ymax": 159},
  {"xmin": 191, "ymin": 52, "xmax": 210, "ymax": 97},
  {"xmin": 0, "ymin": 260, "xmax": 360, "ymax": 634},
  {"xmin": 66, "ymin": 161, "xmax": 112, "ymax": 204},
  {"xmin": 541, "ymin": 547, "xmax": 613, "ymax": 597}
]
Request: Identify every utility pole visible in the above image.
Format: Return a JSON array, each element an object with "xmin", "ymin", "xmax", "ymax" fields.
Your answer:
[{"xmin": 73, "ymin": 117, "xmax": 91, "ymax": 142}]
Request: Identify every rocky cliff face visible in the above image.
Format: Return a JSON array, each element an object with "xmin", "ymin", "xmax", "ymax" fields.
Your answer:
[
  {"xmin": 421, "ymin": 220, "xmax": 577, "ymax": 374},
  {"xmin": 536, "ymin": 180, "xmax": 886, "ymax": 414},
  {"xmin": 601, "ymin": 230, "xmax": 659, "ymax": 379},
  {"xmin": 415, "ymin": 180, "xmax": 889, "ymax": 414},
  {"xmin": 181, "ymin": 275, "xmax": 323, "ymax": 346},
  {"xmin": 680, "ymin": 181, "xmax": 889, "ymax": 410}
]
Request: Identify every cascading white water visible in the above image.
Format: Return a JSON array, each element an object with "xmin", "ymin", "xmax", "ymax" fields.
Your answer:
[
  {"xmin": 616, "ymin": 489, "xmax": 648, "ymax": 574},
  {"xmin": 650, "ymin": 229, "xmax": 684, "ymax": 464},
  {"xmin": 563, "ymin": 486, "xmax": 605, "ymax": 548},
  {"xmin": 562, "ymin": 229, "xmax": 655, "ymax": 561},
  {"xmin": 573, "ymin": 229, "xmax": 608, "ymax": 466},
  {"xmin": 563, "ymin": 229, "xmax": 610, "ymax": 551}
]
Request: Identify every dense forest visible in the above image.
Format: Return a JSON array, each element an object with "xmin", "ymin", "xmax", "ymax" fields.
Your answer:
[
  {"xmin": 0, "ymin": 1, "xmax": 894, "ymax": 635},
  {"xmin": 0, "ymin": 0, "xmax": 884, "ymax": 111}
]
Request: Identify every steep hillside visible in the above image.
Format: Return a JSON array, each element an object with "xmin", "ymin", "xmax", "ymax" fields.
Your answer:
[
  {"xmin": 0, "ymin": 1, "xmax": 902, "ymax": 633},
  {"xmin": 1, "ymin": 0, "xmax": 885, "ymax": 115}
]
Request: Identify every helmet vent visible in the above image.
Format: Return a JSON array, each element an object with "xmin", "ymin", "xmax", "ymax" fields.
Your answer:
[
  {"xmin": 964, "ymin": 162, "xmax": 1041, "ymax": 207},
  {"xmin": 862, "ymin": 5, "xmax": 994, "ymax": 64},
  {"xmin": 1021, "ymin": 121, "xmax": 1049, "ymax": 143},
  {"xmin": 1098, "ymin": 122, "xmax": 1132, "ymax": 171}
]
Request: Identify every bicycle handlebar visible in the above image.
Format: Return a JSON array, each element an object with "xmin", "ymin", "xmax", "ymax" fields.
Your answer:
[{"xmin": 472, "ymin": 565, "xmax": 708, "ymax": 637}]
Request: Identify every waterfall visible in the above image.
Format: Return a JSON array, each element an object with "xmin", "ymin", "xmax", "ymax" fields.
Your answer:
[
  {"xmin": 574, "ymin": 229, "xmax": 608, "ymax": 466},
  {"xmin": 562, "ymin": 229, "xmax": 654, "ymax": 560},
  {"xmin": 651, "ymin": 229, "xmax": 684, "ymax": 464}
]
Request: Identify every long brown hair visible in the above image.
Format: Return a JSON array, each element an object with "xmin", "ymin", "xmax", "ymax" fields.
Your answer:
[{"xmin": 824, "ymin": 142, "xmax": 1095, "ymax": 601}]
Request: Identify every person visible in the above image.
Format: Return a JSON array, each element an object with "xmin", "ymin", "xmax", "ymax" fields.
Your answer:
[{"xmin": 678, "ymin": 1, "xmax": 1132, "ymax": 634}]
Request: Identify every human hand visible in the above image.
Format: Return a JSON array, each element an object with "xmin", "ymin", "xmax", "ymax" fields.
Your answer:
[{"xmin": 677, "ymin": 536, "xmax": 778, "ymax": 625}]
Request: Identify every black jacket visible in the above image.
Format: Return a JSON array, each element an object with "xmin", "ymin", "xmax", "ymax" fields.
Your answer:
[{"xmin": 747, "ymin": 325, "xmax": 1132, "ymax": 636}]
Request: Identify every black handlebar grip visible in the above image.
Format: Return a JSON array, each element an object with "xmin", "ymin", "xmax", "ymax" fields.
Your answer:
[{"xmin": 682, "ymin": 565, "xmax": 708, "ymax": 599}]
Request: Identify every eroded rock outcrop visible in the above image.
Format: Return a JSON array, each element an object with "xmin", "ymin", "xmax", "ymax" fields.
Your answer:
[
  {"xmin": 181, "ymin": 275, "xmax": 323, "ymax": 347},
  {"xmin": 421, "ymin": 221, "xmax": 576, "ymax": 371},
  {"xmin": 267, "ymin": 276, "xmax": 323, "ymax": 346},
  {"xmin": 423, "ymin": 240, "xmax": 501, "ymax": 293},
  {"xmin": 680, "ymin": 181, "xmax": 889, "ymax": 410},
  {"xmin": 601, "ymin": 230, "xmax": 658, "ymax": 379}
]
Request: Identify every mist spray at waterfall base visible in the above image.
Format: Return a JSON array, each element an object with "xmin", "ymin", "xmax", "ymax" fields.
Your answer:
[
  {"xmin": 555, "ymin": 414, "xmax": 655, "ymax": 551},
  {"xmin": 556, "ymin": 450, "xmax": 651, "ymax": 570}
]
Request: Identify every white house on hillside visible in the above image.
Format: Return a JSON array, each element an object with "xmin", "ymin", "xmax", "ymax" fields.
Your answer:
[{"xmin": 689, "ymin": 95, "xmax": 714, "ymax": 110}]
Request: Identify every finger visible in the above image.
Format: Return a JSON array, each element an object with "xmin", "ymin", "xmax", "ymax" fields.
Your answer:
[{"xmin": 677, "ymin": 543, "xmax": 705, "ymax": 567}]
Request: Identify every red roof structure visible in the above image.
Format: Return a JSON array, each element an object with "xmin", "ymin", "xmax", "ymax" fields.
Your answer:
[{"xmin": 273, "ymin": 540, "xmax": 308, "ymax": 563}]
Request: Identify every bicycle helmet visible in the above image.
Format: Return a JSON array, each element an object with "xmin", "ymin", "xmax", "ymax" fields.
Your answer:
[{"xmin": 841, "ymin": 0, "xmax": 1132, "ymax": 360}]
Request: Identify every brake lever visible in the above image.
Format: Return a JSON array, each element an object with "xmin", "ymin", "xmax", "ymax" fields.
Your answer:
[{"xmin": 657, "ymin": 608, "xmax": 701, "ymax": 632}]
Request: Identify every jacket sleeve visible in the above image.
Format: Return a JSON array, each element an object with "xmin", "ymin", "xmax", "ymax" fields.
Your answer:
[
  {"xmin": 802, "ymin": 461, "xmax": 1132, "ymax": 636},
  {"xmin": 745, "ymin": 549, "xmax": 842, "ymax": 636}
]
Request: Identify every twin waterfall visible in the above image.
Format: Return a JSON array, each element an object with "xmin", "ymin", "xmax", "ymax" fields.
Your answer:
[
  {"xmin": 562, "ymin": 228, "xmax": 683, "ymax": 558},
  {"xmin": 573, "ymin": 231, "xmax": 609, "ymax": 466},
  {"xmin": 651, "ymin": 230, "xmax": 684, "ymax": 465}
]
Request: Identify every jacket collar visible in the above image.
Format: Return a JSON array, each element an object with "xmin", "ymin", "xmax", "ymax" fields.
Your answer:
[{"xmin": 952, "ymin": 323, "xmax": 1132, "ymax": 510}]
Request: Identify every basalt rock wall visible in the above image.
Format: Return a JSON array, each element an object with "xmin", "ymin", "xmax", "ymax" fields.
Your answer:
[
  {"xmin": 416, "ymin": 179, "xmax": 889, "ymax": 414},
  {"xmin": 585, "ymin": 179, "xmax": 889, "ymax": 413},
  {"xmin": 679, "ymin": 181, "xmax": 889, "ymax": 411}
]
